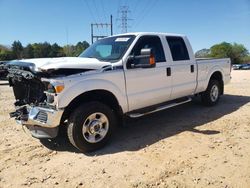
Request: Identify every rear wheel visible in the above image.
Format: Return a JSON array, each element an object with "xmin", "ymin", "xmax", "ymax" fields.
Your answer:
[
  {"xmin": 201, "ymin": 79, "xmax": 221, "ymax": 106},
  {"xmin": 67, "ymin": 101, "xmax": 117, "ymax": 152}
]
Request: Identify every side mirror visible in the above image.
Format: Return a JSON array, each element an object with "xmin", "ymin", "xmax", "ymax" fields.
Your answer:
[{"xmin": 127, "ymin": 48, "xmax": 156, "ymax": 69}]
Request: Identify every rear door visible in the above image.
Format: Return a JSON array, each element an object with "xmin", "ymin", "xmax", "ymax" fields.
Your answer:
[
  {"xmin": 166, "ymin": 36, "xmax": 197, "ymax": 99},
  {"xmin": 124, "ymin": 35, "xmax": 172, "ymax": 111}
]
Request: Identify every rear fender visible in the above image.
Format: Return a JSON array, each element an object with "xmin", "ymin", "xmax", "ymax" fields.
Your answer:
[{"xmin": 205, "ymin": 66, "xmax": 224, "ymax": 91}]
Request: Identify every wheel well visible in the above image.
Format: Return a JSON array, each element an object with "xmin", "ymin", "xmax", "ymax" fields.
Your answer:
[
  {"xmin": 210, "ymin": 71, "xmax": 224, "ymax": 95},
  {"xmin": 60, "ymin": 90, "xmax": 123, "ymax": 124}
]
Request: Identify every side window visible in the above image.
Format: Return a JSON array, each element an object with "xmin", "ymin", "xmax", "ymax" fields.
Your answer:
[
  {"xmin": 131, "ymin": 36, "xmax": 166, "ymax": 62},
  {"xmin": 166, "ymin": 37, "xmax": 190, "ymax": 61}
]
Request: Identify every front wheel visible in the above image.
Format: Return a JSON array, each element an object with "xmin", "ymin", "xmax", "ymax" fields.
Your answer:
[
  {"xmin": 67, "ymin": 101, "xmax": 117, "ymax": 152},
  {"xmin": 201, "ymin": 79, "xmax": 221, "ymax": 106}
]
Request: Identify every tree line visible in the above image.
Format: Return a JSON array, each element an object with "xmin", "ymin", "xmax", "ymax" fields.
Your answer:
[
  {"xmin": 0, "ymin": 41, "xmax": 90, "ymax": 61},
  {"xmin": 195, "ymin": 42, "xmax": 250, "ymax": 64},
  {"xmin": 0, "ymin": 40, "xmax": 249, "ymax": 64}
]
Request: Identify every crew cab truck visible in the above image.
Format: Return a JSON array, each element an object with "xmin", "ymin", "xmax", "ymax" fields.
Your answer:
[{"xmin": 7, "ymin": 32, "xmax": 231, "ymax": 152}]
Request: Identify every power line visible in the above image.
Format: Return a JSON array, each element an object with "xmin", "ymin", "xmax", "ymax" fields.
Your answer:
[
  {"xmin": 133, "ymin": 0, "xmax": 158, "ymax": 29},
  {"xmin": 132, "ymin": 0, "xmax": 140, "ymax": 15},
  {"xmin": 82, "ymin": 0, "xmax": 97, "ymax": 24},
  {"xmin": 100, "ymin": 0, "xmax": 108, "ymax": 23},
  {"xmin": 115, "ymin": 0, "xmax": 122, "ymax": 29},
  {"xmin": 91, "ymin": 15, "xmax": 113, "ymax": 44},
  {"xmin": 92, "ymin": 0, "xmax": 102, "ymax": 23},
  {"xmin": 117, "ymin": 5, "xmax": 133, "ymax": 33},
  {"xmin": 124, "ymin": 0, "xmax": 129, "ymax": 8},
  {"xmin": 132, "ymin": 0, "xmax": 151, "ymax": 28}
]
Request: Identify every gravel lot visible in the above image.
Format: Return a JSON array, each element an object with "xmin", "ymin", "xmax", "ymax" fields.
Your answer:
[{"xmin": 0, "ymin": 70, "xmax": 250, "ymax": 188}]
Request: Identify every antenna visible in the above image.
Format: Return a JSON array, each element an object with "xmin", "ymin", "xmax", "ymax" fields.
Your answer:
[{"xmin": 66, "ymin": 27, "xmax": 69, "ymax": 56}]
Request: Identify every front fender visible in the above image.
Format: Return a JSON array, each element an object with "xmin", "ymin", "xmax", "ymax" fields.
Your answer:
[{"xmin": 57, "ymin": 79, "xmax": 128, "ymax": 113}]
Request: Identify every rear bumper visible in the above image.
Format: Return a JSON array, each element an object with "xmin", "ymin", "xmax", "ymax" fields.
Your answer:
[{"xmin": 14, "ymin": 105, "xmax": 64, "ymax": 128}]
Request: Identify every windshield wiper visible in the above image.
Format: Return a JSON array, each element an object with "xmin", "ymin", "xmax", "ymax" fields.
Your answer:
[
  {"xmin": 84, "ymin": 56, "xmax": 95, "ymax": 58},
  {"xmin": 81, "ymin": 56, "xmax": 101, "ymax": 60}
]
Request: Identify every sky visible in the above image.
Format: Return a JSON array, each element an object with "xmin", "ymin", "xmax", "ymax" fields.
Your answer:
[{"xmin": 0, "ymin": 0, "xmax": 249, "ymax": 52}]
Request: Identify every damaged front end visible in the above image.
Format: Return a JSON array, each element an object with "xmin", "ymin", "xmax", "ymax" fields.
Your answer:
[
  {"xmin": 6, "ymin": 57, "xmax": 110, "ymax": 139},
  {"xmin": 8, "ymin": 63, "xmax": 46, "ymax": 106},
  {"xmin": 7, "ymin": 61, "xmax": 64, "ymax": 138}
]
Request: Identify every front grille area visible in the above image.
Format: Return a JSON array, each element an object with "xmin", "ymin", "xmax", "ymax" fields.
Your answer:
[
  {"xmin": 8, "ymin": 67, "xmax": 46, "ymax": 105},
  {"xmin": 36, "ymin": 111, "xmax": 48, "ymax": 123}
]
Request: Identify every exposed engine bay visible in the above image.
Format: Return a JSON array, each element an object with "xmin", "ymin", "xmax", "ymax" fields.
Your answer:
[
  {"xmin": 5, "ymin": 57, "xmax": 112, "ymax": 129},
  {"xmin": 8, "ymin": 68, "xmax": 46, "ymax": 106},
  {"xmin": 6, "ymin": 60, "xmax": 94, "ymax": 121}
]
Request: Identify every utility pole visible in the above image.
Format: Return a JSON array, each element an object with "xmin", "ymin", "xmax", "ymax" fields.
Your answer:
[
  {"xmin": 117, "ymin": 6, "xmax": 132, "ymax": 33},
  {"xmin": 110, "ymin": 15, "xmax": 113, "ymax": 35},
  {"xmin": 91, "ymin": 15, "xmax": 113, "ymax": 44}
]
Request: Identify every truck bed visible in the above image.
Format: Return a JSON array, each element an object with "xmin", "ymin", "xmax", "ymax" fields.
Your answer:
[{"xmin": 195, "ymin": 58, "xmax": 231, "ymax": 94}]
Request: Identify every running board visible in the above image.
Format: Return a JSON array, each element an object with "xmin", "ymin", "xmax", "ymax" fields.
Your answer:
[{"xmin": 128, "ymin": 98, "xmax": 192, "ymax": 118}]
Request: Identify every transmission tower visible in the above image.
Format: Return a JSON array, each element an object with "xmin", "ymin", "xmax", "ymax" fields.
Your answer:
[{"xmin": 117, "ymin": 6, "xmax": 132, "ymax": 33}]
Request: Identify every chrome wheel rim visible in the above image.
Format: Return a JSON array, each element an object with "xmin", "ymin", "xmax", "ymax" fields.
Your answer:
[
  {"xmin": 210, "ymin": 85, "xmax": 219, "ymax": 102},
  {"xmin": 82, "ymin": 112, "xmax": 109, "ymax": 143}
]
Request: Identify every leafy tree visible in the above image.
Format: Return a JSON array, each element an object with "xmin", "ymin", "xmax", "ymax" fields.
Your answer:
[
  {"xmin": 210, "ymin": 42, "xmax": 249, "ymax": 64},
  {"xmin": 32, "ymin": 43, "xmax": 42, "ymax": 58},
  {"xmin": 0, "ymin": 45, "xmax": 14, "ymax": 60},
  {"xmin": 0, "ymin": 49, "xmax": 14, "ymax": 60},
  {"xmin": 210, "ymin": 42, "xmax": 232, "ymax": 58},
  {"xmin": 196, "ymin": 42, "xmax": 249, "ymax": 64},
  {"xmin": 242, "ymin": 56, "xmax": 250, "ymax": 63},
  {"xmin": 63, "ymin": 45, "xmax": 74, "ymax": 56},
  {"xmin": 23, "ymin": 44, "xmax": 34, "ymax": 58},
  {"xmin": 1, "ymin": 40, "xmax": 90, "ymax": 60},
  {"xmin": 40, "ymin": 42, "xmax": 51, "ymax": 57},
  {"xmin": 74, "ymin": 41, "xmax": 90, "ymax": 56},
  {"xmin": 195, "ymin": 48, "xmax": 210, "ymax": 58},
  {"xmin": 0, "ymin": 44, "xmax": 10, "ymax": 52},
  {"xmin": 74, "ymin": 42, "xmax": 85, "ymax": 56},
  {"xmin": 230, "ymin": 43, "xmax": 249, "ymax": 64},
  {"xmin": 63, "ymin": 41, "xmax": 89, "ymax": 57},
  {"xmin": 49, "ymin": 43, "xmax": 66, "ymax": 57},
  {"xmin": 32, "ymin": 42, "xmax": 51, "ymax": 58},
  {"xmin": 12, "ymin": 41, "xmax": 23, "ymax": 59}
]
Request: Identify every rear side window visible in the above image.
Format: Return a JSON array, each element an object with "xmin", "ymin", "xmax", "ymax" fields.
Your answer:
[
  {"xmin": 166, "ymin": 37, "xmax": 190, "ymax": 61},
  {"xmin": 131, "ymin": 36, "xmax": 166, "ymax": 62}
]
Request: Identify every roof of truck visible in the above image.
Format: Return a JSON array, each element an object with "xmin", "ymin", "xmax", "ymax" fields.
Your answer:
[{"xmin": 113, "ymin": 32, "xmax": 186, "ymax": 37}]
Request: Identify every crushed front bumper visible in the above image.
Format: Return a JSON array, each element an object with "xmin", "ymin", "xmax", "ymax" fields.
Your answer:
[
  {"xmin": 10, "ymin": 105, "xmax": 64, "ymax": 138},
  {"xmin": 11, "ymin": 105, "xmax": 64, "ymax": 128}
]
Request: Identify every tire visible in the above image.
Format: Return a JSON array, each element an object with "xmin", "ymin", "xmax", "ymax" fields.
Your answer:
[
  {"xmin": 67, "ymin": 101, "xmax": 117, "ymax": 152},
  {"xmin": 201, "ymin": 79, "xmax": 221, "ymax": 106}
]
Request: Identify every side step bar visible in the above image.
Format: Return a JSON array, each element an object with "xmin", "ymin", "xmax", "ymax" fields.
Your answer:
[{"xmin": 128, "ymin": 97, "xmax": 192, "ymax": 118}]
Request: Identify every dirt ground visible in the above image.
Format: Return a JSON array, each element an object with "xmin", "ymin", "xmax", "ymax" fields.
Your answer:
[{"xmin": 0, "ymin": 70, "xmax": 250, "ymax": 188}]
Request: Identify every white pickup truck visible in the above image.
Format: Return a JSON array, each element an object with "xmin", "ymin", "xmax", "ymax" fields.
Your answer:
[{"xmin": 7, "ymin": 32, "xmax": 231, "ymax": 152}]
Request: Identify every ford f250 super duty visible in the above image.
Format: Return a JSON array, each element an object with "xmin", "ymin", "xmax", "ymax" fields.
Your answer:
[{"xmin": 6, "ymin": 32, "xmax": 231, "ymax": 152}]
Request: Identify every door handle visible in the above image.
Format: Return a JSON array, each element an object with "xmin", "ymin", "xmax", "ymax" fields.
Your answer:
[
  {"xmin": 166, "ymin": 67, "xmax": 171, "ymax": 76},
  {"xmin": 191, "ymin": 65, "xmax": 194, "ymax": 73}
]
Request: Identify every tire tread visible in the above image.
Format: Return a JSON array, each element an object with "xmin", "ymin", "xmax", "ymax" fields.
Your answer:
[
  {"xmin": 66, "ymin": 101, "xmax": 116, "ymax": 152},
  {"xmin": 201, "ymin": 79, "xmax": 220, "ymax": 106}
]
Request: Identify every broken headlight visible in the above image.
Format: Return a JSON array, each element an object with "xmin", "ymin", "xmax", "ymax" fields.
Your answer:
[
  {"xmin": 44, "ymin": 81, "xmax": 64, "ymax": 104},
  {"xmin": 46, "ymin": 82, "xmax": 64, "ymax": 94}
]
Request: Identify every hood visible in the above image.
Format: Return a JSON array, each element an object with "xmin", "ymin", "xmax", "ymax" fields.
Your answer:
[{"xmin": 8, "ymin": 57, "xmax": 112, "ymax": 72}]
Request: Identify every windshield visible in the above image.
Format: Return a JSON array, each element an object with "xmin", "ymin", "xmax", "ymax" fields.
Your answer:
[{"xmin": 79, "ymin": 35, "xmax": 135, "ymax": 61}]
